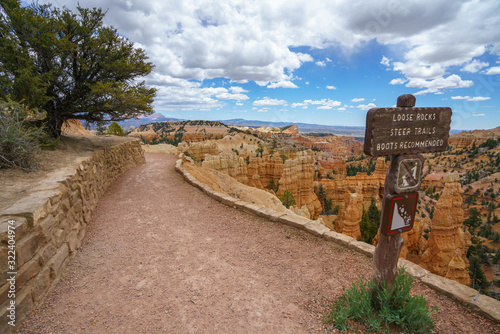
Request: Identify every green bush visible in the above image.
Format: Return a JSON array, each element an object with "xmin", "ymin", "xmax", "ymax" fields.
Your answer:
[
  {"xmin": 279, "ymin": 190, "xmax": 296, "ymax": 209},
  {"xmin": 325, "ymin": 268, "xmax": 436, "ymax": 333},
  {"xmin": 106, "ymin": 122, "xmax": 124, "ymax": 136},
  {"xmin": 0, "ymin": 100, "xmax": 48, "ymax": 171}
]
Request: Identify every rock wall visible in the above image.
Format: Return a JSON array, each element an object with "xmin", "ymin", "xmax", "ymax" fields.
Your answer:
[
  {"xmin": 0, "ymin": 140, "xmax": 145, "ymax": 333},
  {"xmin": 420, "ymin": 173, "xmax": 472, "ymax": 285},
  {"xmin": 319, "ymin": 157, "xmax": 387, "ymax": 228},
  {"xmin": 202, "ymin": 153, "xmax": 248, "ymax": 185},
  {"xmin": 247, "ymin": 156, "xmax": 284, "ymax": 189},
  {"xmin": 178, "ymin": 141, "xmax": 218, "ymax": 161},
  {"xmin": 277, "ymin": 151, "xmax": 322, "ymax": 219}
]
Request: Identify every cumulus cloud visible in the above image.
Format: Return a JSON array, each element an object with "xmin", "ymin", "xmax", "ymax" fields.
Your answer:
[
  {"xmin": 267, "ymin": 81, "xmax": 299, "ymax": 89},
  {"xmin": 407, "ymin": 74, "xmax": 473, "ymax": 95},
  {"xmin": 461, "ymin": 59, "xmax": 489, "ymax": 73},
  {"xmin": 485, "ymin": 67, "xmax": 500, "ymax": 75},
  {"xmin": 389, "ymin": 78, "xmax": 407, "ymax": 85},
  {"xmin": 38, "ymin": 0, "xmax": 500, "ymax": 112},
  {"xmin": 380, "ymin": 56, "xmax": 390, "ymax": 66},
  {"xmin": 451, "ymin": 96, "xmax": 490, "ymax": 101},
  {"xmin": 357, "ymin": 103, "xmax": 376, "ymax": 110},
  {"xmin": 291, "ymin": 99, "xmax": 341, "ymax": 109},
  {"xmin": 326, "ymin": 85, "xmax": 337, "ymax": 90},
  {"xmin": 351, "ymin": 98, "xmax": 365, "ymax": 102},
  {"xmin": 253, "ymin": 97, "xmax": 288, "ymax": 106}
]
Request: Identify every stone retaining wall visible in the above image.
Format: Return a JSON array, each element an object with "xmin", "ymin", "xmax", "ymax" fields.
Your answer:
[
  {"xmin": 0, "ymin": 139, "xmax": 145, "ymax": 333},
  {"xmin": 175, "ymin": 154, "xmax": 500, "ymax": 324}
]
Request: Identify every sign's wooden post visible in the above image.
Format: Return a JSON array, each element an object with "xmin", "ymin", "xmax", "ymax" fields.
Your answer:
[{"xmin": 364, "ymin": 94, "xmax": 451, "ymax": 289}]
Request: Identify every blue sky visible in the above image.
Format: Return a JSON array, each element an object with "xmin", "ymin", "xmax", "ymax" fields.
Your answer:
[{"xmin": 34, "ymin": 0, "xmax": 500, "ymax": 130}]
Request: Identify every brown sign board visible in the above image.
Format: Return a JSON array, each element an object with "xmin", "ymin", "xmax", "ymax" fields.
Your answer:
[
  {"xmin": 380, "ymin": 192, "xmax": 418, "ymax": 236},
  {"xmin": 364, "ymin": 107, "xmax": 452, "ymax": 156}
]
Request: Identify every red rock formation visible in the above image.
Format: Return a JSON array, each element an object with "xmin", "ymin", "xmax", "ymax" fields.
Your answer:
[
  {"xmin": 319, "ymin": 157, "xmax": 387, "ymax": 215},
  {"xmin": 399, "ymin": 217, "xmax": 429, "ymax": 264},
  {"xmin": 282, "ymin": 125, "xmax": 299, "ymax": 135},
  {"xmin": 247, "ymin": 156, "xmax": 284, "ymax": 188},
  {"xmin": 277, "ymin": 151, "xmax": 322, "ymax": 219},
  {"xmin": 178, "ymin": 142, "xmax": 218, "ymax": 161},
  {"xmin": 420, "ymin": 173, "xmax": 471, "ymax": 285},
  {"xmin": 337, "ymin": 191, "xmax": 363, "ymax": 239},
  {"xmin": 202, "ymin": 153, "xmax": 248, "ymax": 184}
]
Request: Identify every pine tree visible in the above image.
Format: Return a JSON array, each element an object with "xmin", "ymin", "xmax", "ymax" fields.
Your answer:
[{"xmin": 279, "ymin": 190, "xmax": 296, "ymax": 209}]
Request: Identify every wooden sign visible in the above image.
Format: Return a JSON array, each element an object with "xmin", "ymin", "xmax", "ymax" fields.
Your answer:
[
  {"xmin": 380, "ymin": 192, "xmax": 418, "ymax": 236},
  {"xmin": 364, "ymin": 95, "xmax": 452, "ymax": 157}
]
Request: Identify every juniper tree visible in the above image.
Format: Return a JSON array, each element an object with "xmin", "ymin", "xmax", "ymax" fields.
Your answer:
[{"xmin": 0, "ymin": 1, "xmax": 156, "ymax": 137}]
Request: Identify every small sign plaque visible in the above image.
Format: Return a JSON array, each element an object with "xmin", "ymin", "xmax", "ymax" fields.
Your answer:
[
  {"xmin": 381, "ymin": 193, "xmax": 418, "ymax": 236},
  {"xmin": 386, "ymin": 154, "xmax": 425, "ymax": 193},
  {"xmin": 364, "ymin": 106, "xmax": 452, "ymax": 157}
]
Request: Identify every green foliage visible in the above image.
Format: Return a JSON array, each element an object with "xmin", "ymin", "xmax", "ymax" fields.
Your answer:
[
  {"xmin": 0, "ymin": 100, "xmax": 47, "ymax": 171},
  {"xmin": 479, "ymin": 138, "xmax": 499, "ymax": 150},
  {"xmin": 106, "ymin": 122, "xmax": 124, "ymax": 136},
  {"xmin": 346, "ymin": 159, "xmax": 376, "ymax": 176},
  {"xmin": 96, "ymin": 122, "xmax": 107, "ymax": 136},
  {"xmin": 256, "ymin": 147, "xmax": 264, "ymax": 157},
  {"xmin": 360, "ymin": 198, "xmax": 381, "ymax": 244},
  {"xmin": 325, "ymin": 269, "xmax": 436, "ymax": 333},
  {"xmin": 469, "ymin": 256, "xmax": 489, "ymax": 290},
  {"xmin": 316, "ymin": 184, "xmax": 335, "ymax": 214},
  {"xmin": 463, "ymin": 208, "xmax": 482, "ymax": 231},
  {"xmin": 279, "ymin": 190, "xmax": 296, "ymax": 209},
  {"xmin": 266, "ymin": 179, "xmax": 279, "ymax": 193},
  {"xmin": 0, "ymin": 1, "xmax": 156, "ymax": 138}
]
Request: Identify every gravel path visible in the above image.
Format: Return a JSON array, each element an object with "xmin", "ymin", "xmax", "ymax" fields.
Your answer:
[{"xmin": 18, "ymin": 153, "xmax": 500, "ymax": 333}]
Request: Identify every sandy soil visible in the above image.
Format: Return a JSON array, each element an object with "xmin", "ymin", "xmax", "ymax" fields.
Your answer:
[
  {"xmin": 16, "ymin": 153, "xmax": 500, "ymax": 333},
  {"xmin": 0, "ymin": 135, "xmax": 132, "ymax": 212}
]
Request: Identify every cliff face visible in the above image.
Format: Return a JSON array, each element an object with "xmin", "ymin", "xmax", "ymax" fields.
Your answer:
[
  {"xmin": 319, "ymin": 157, "xmax": 387, "ymax": 220},
  {"xmin": 420, "ymin": 173, "xmax": 471, "ymax": 285},
  {"xmin": 179, "ymin": 141, "xmax": 218, "ymax": 161},
  {"xmin": 202, "ymin": 153, "xmax": 248, "ymax": 185},
  {"xmin": 277, "ymin": 151, "xmax": 322, "ymax": 219},
  {"xmin": 247, "ymin": 156, "xmax": 284, "ymax": 189},
  {"xmin": 337, "ymin": 191, "xmax": 363, "ymax": 239}
]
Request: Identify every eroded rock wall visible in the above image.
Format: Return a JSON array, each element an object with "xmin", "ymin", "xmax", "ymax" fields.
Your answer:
[
  {"xmin": 0, "ymin": 140, "xmax": 145, "ymax": 333},
  {"xmin": 277, "ymin": 151, "xmax": 322, "ymax": 219},
  {"xmin": 420, "ymin": 173, "xmax": 472, "ymax": 285}
]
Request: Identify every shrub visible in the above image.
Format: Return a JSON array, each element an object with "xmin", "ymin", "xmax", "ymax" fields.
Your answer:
[
  {"xmin": 106, "ymin": 122, "xmax": 124, "ymax": 136},
  {"xmin": 279, "ymin": 190, "xmax": 296, "ymax": 208},
  {"xmin": 325, "ymin": 268, "xmax": 436, "ymax": 333},
  {"xmin": 0, "ymin": 100, "xmax": 48, "ymax": 171}
]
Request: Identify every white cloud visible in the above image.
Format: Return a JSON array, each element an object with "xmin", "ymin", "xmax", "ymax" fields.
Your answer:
[
  {"xmin": 380, "ymin": 56, "xmax": 390, "ymax": 66},
  {"xmin": 267, "ymin": 81, "xmax": 299, "ymax": 88},
  {"xmin": 451, "ymin": 96, "xmax": 490, "ymax": 101},
  {"xmin": 468, "ymin": 96, "xmax": 491, "ymax": 101},
  {"xmin": 485, "ymin": 67, "xmax": 500, "ymax": 75},
  {"xmin": 338, "ymin": 107, "xmax": 346, "ymax": 111},
  {"xmin": 40, "ymin": 0, "xmax": 500, "ymax": 112},
  {"xmin": 357, "ymin": 103, "xmax": 376, "ymax": 110},
  {"xmin": 472, "ymin": 113, "xmax": 485, "ymax": 117},
  {"xmin": 351, "ymin": 98, "xmax": 365, "ymax": 102},
  {"xmin": 292, "ymin": 98, "xmax": 341, "ymax": 109},
  {"xmin": 316, "ymin": 61, "xmax": 326, "ymax": 67},
  {"xmin": 326, "ymin": 85, "xmax": 337, "ymax": 90},
  {"xmin": 389, "ymin": 78, "xmax": 407, "ymax": 85},
  {"xmin": 236, "ymin": 102, "xmax": 244, "ymax": 106},
  {"xmin": 407, "ymin": 74, "xmax": 473, "ymax": 95},
  {"xmin": 461, "ymin": 59, "xmax": 489, "ymax": 73},
  {"xmin": 253, "ymin": 97, "xmax": 287, "ymax": 106}
]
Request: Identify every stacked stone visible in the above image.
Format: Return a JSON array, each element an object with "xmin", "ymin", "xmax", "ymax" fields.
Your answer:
[{"xmin": 0, "ymin": 140, "xmax": 145, "ymax": 333}]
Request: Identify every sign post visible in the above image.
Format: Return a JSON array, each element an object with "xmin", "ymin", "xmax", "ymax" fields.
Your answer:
[{"xmin": 364, "ymin": 94, "xmax": 451, "ymax": 288}]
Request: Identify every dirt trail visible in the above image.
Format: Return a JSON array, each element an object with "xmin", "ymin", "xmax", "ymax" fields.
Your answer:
[{"xmin": 17, "ymin": 153, "xmax": 500, "ymax": 333}]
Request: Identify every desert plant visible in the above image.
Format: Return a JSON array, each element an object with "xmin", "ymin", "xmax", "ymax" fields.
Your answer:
[
  {"xmin": 360, "ymin": 198, "xmax": 381, "ymax": 244},
  {"xmin": 0, "ymin": 100, "xmax": 46, "ymax": 171},
  {"xmin": 325, "ymin": 268, "xmax": 436, "ymax": 333},
  {"xmin": 106, "ymin": 122, "xmax": 125, "ymax": 136},
  {"xmin": 279, "ymin": 190, "xmax": 296, "ymax": 209}
]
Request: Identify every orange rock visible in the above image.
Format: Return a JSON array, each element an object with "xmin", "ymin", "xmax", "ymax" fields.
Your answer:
[
  {"xmin": 277, "ymin": 151, "xmax": 322, "ymax": 219},
  {"xmin": 420, "ymin": 173, "xmax": 471, "ymax": 285},
  {"xmin": 337, "ymin": 191, "xmax": 362, "ymax": 239}
]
